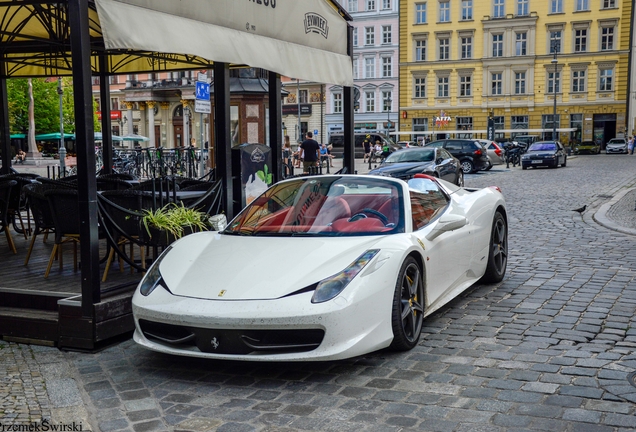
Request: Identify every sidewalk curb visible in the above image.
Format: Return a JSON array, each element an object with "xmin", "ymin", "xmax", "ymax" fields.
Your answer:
[{"xmin": 593, "ymin": 187, "xmax": 636, "ymax": 236}]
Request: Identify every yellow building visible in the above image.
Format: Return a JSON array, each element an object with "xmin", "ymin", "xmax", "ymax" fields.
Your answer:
[{"xmin": 399, "ymin": 0, "xmax": 632, "ymax": 146}]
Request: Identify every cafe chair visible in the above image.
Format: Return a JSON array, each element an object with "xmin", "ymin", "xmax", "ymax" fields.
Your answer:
[
  {"xmin": 96, "ymin": 177, "xmax": 133, "ymax": 191},
  {"xmin": 23, "ymin": 183, "xmax": 58, "ymax": 266},
  {"xmin": 182, "ymin": 179, "xmax": 223, "ymax": 216},
  {"xmin": 43, "ymin": 188, "xmax": 81, "ymax": 278},
  {"xmin": 98, "ymin": 172, "xmax": 137, "ymax": 181},
  {"xmin": 0, "ymin": 180, "xmax": 18, "ymax": 254}
]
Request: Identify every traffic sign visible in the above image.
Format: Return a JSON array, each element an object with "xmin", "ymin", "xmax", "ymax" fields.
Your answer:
[
  {"xmin": 195, "ymin": 99, "xmax": 211, "ymax": 114},
  {"xmin": 195, "ymin": 81, "xmax": 210, "ymax": 101},
  {"xmin": 314, "ymin": 129, "xmax": 319, "ymax": 136}
]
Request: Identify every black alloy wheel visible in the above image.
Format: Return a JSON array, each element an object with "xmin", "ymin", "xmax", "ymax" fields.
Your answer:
[
  {"xmin": 480, "ymin": 212, "xmax": 507, "ymax": 283},
  {"xmin": 390, "ymin": 257, "xmax": 425, "ymax": 351}
]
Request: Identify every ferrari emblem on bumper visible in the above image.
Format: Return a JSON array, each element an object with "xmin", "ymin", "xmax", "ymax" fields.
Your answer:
[{"xmin": 218, "ymin": 290, "xmax": 226, "ymax": 297}]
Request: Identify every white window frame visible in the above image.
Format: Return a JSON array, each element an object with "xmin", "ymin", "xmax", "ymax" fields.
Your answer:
[
  {"xmin": 333, "ymin": 93, "xmax": 342, "ymax": 114},
  {"xmin": 416, "ymin": 3, "xmax": 427, "ymax": 24},
  {"xmin": 438, "ymin": 38, "xmax": 450, "ymax": 60},
  {"xmin": 517, "ymin": 0, "xmax": 529, "ymax": 16},
  {"xmin": 516, "ymin": 32, "xmax": 527, "ymax": 56},
  {"xmin": 365, "ymin": 57, "xmax": 375, "ymax": 78},
  {"xmin": 600, "ymin": 26, "xmax": 615, "ymax": 51},
  {"xmin": 365, "ymin": 91, "xmax": 376, "ymax": 112},
  {"xmin": 575, "ymin": 0, "xmax": 589, "ymax": 11},
  {"xmin": 414, "ymin": 76, "xmax": 426, "ymax": 98},
  {"xmin": 514, "ymin": 72, "xmax": 526, "ymax": 94},
  {"xmin": 348, "ymin": 0, "xmax": 358, "ymax": 12},
  {"xmin": 382, "ymin": 25, "xmax": 392, "ymax": 44},
  {"xmin": 550, "ymin": 0, "xmax": 563, "ymax": 13},
  {"xmin": 439, "ymin": 1, "xmax": 450, "ymax": 22},
  {"xmin": 461, "ymin": 36, "xmax": 472, "ymax": 59},
  {"xmin": 353, "ymin": 27, "xmax": 358, "ymax": 47},
  {"xmin": 574, "ymin": 28, "xmax": 587, "ymax": 53},
  {"xmin": 382, "ymin": 0, "xmax": 391, "ymax": 10},
  {"xmin": 549, "ymin": 30, "xmax": 562, "ymax": 54},
  {"xmin": 366, "ymin": 0, "xmax": 376, "ymax": 11},
  {"xmin": 459, "ymin": 75, "xmax": 472, "ymax": 96},
  {"xmin": 571, "ymin": 69, "xmax": 586, "ymax": 93},
  {"xmin": 493, "ymin": 0, "xmax": 505, "ymax": 18},
  {"xmin": 437, "ymin": 76, "xmax": 449, "ymax": 97},
  {"xmin": 547, "ymin": 70, "xmax": 561, "ymax": 94},
  {"xmin": 365, "ymin": 27, "xmax": 375, "ymax": 46},
  {"xmin": 382, "ymin": 91, "xmax": 392, "ymax": 112},
  {"xmin": 598, "ymin": 68, "xmax": 613, "ymax": 91},
  {"xmin": 382, "ymin": 57, "xmax": 392, "ymax": 78},
  {"xmin": 461, "ymin": 0, "xmax": 473, "ymax": 20},
  {"xmin": 602, "ymin": 0, "xmax": 616, "ymax": 8},
  {"xmin": 491, "ymin": 72, "xmax": 502, "ymax": 95},
  {"xmin": 353, "ymin": 57, "xmax": 359, "ymax": 79},
  {"xmin": 415, "ymin": 38, "xmax": 427, "ymax": 61},
  {"xmin": 492, "ymin": 34, "xmax": 503, "ymax": 57}
]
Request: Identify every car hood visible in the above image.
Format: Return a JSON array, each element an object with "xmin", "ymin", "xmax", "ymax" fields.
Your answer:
[
  {"xmin": 607, "ymin": 143, "xmax": 626, "ymax": 148},
  {"xmin": 369, "ymin": 162, "xmax": 435, "ymax": 176},
  {"xmin": 158, "ymin": 232, "xmax": 385, "ymax": 300}
]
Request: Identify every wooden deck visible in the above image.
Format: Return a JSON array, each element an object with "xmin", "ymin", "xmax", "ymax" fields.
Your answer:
[{"xmin": 0, "ymin": 220, "xmax": 145, "ymax": 349}]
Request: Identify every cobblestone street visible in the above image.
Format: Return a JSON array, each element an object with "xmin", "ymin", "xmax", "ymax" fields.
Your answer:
[{"xmin": 3, "ymin": 154, "xmax": 636, "ymax": 431}]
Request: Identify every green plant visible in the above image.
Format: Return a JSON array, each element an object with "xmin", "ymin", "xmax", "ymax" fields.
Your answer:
[
  {"xmin": 142, "ymin": 203, "xmax": 210, "ymax": 241},
  {"xmin": 256, "ymin": 164, "xmax": 273, "ymax": 185}
]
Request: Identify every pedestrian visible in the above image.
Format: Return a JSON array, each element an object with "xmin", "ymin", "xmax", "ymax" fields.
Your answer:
[
  {"xmin": 300, "ymin": 131, "xmax": 320, "ymax": 173},
  {"xmin": 319, "ymin": 143, "xmax": 332, "ymax": 167},
  {"xmin": 628, "ymin": 136, "xmax": 634, "ymax": 155},
  {"xmin": 282, "ymin": 135, "xmax": 292, "ymax": 165},
  {"xmin": 15, "ymin": 149, "xmax": 26, "ymax": 164},
  {"xmin": 362, "ymin": 134, "xmax": 372, "ymax": 163}
]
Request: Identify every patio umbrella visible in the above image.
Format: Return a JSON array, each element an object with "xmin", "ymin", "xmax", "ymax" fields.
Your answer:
[
  {"xmin": 34, "ymin": 133, "xmax": 75, "ymax": 140},
  {"xmin": 121, "ymin": 134, "xmax": 150, "ymax": 142},
  {"xmin": 95, "ymin": 132, "xmax": 123, "ymax": 142}
]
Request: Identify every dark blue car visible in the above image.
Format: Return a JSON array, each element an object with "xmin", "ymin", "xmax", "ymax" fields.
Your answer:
[{"xmin": 369, "ymin": 147, "xmax": 463, "ymax": 186}]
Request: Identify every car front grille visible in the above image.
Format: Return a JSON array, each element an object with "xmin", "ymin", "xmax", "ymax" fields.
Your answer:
[{"xmin": 139, "ymin": 319, "xmax": 325, "ymax": 355}]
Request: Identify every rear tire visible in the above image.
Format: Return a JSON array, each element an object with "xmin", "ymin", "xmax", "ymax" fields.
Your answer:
[
  {"xmin": 480, "ymin": 212, "xmax": 507, "ymax": 284},
  {"xmin": 389, "ymin": 257, "xmax": 425, "ymax": 351},
  {"xmin": 456, "ymin": 170, "xmax": 464, "ymax": 187},
  {"xmin": 461, "ymin": 160, "xmax": 474, "ymax": 174}
]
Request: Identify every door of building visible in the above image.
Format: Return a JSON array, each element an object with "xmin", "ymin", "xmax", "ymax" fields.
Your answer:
[{"xmin": 593, "ymin": 113, "xmax": 617, "ymax": 149}]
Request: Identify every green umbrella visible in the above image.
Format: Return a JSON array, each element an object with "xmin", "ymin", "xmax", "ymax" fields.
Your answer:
[
  {"xmin": 10, "ymin": 133, "xmax": 25, "ymax": 139},
  {"xmin": 34, "ymin": 132, "xmax": 75, "ymax": 140}
]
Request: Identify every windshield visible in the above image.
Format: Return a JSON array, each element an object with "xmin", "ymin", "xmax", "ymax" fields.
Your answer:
[
  {"xmin": 529, "ymin": 143, "xmax": 557, "ymax": 151},
  {"xmin": 608, "ymin": 139, "xmax": 625, "ymax": 144},
  {"xmin": 224, "ymin": 177, "xmax": 404, "ymax": 237},
  {"xmin": 384, "ymin": 148, "xmax": 435, "ymax": 163}
]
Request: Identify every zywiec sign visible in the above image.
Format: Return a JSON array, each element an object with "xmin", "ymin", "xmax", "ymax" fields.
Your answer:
[
  {"xmin": 97, "ymin": 110, "xmax": 122, "ymax": 121},
  {"xmin": 282, "ymin": 104, "xmax": 312, "ymax": 115},
  {"xmin": 354, "ymin": 123, "xmax": 378, "ymax": 130}
]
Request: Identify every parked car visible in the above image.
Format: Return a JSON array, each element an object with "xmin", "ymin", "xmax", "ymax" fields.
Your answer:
[
  {"xmin": 606, "ymin": 138, "xmax": 628, "ymax": 154},
  {"xmin": 328, "ymin": 132, "xmax": 400, "ymax": 158},
  {"xmin": 574, "ymin": 141, "xmax": 601, "ymax": 155},
  {"xmin": 424, "ymin": 139, "xmax": 490, "ymax": 174},
  {"xmin": 369, "ymin": 146, "xmax": 464, "ymax": 186},
  {"xmin": 478, "ymin": 140, "xmax": 504, "ymax": 167},
  {"xmin": 397, "ymin": 140, "xmax": 417, "ymax": 149},
  {"xmin": 513, "ymin": 135, "xmax": 539, "ymax": 151},
  {"xmin": 521, "ymin": 141, "xmax": 567, "ymax": 169},
  {"xmin": 132, "ymin": 174, "xmax": 507, "ymax": 361}
]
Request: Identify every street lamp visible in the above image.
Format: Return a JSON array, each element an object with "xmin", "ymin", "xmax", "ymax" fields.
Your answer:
[
  {"xmin": 551, "ymin": 41, "xmax": 558, "ymax": 142},
  {"xmin": 57, "ymin": 77, "xmax": 66, "ymax": 174}
]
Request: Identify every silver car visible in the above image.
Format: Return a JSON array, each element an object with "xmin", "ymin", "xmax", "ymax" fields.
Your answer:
[
  {"xmin": 478, "ymin": 139, "xmax": 504, "ymax": 168},
  {"xmin": 606, "ymin": 138, "xmax": 628, "ymax": 154}
]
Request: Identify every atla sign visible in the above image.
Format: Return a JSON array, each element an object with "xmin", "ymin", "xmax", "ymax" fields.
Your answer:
[
  {"xmin": 304, "ymin": 13, "xmax": 329, "ymax": 38},
  {"xmin": 435, "ymin": 111, "xmax": 452, "ymax": 128}
]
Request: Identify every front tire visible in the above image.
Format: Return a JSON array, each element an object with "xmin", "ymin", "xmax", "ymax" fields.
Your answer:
[
  {"xmin": 480, "ymin": 212, "xmax": 507, "ymax": 284},
  {"xmin": 389, "ymin": 257, "xmax": 425, "ymax": 351},
  {"xmin": 561, "ymin": 157, "xmax": 567, "ymax": 167},
  {"xmin": 456, "ymin": 170, "xmax": 464, "ymax": 187}
]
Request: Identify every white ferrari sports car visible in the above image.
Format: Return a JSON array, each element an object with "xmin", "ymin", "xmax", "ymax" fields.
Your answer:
[{"xmin": 132, "ymin": 174, "xmax": 507, "ymax": 361}]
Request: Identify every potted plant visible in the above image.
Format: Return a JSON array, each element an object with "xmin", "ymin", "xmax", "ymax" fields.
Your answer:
[{"xmin": 141, "ymin": 203, "xmax": 210, "ymax": 247}]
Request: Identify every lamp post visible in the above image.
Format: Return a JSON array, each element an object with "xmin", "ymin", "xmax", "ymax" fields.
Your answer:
[
  {"xmin": 57, "ymin": 77, "xmax": 66, "ymax": 174},
  {"xmin": 551, "ymin": 41, "xmax": 558, "ymax": 142}
]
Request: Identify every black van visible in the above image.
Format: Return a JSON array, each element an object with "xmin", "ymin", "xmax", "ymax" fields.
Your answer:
[{"xmin": 328, "ymin": 132, "xmax": 400, "ymax": 158}]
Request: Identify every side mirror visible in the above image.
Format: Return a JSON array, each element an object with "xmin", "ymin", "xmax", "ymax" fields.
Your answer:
[{"xmin": 425, "ymin": 214, "xmax": 467, "ymax": 241}]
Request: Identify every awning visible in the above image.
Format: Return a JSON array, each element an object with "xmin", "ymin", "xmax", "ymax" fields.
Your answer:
[
  {"xmin": 34, "ymin": 133, "xmax": 76, "ymax": 140},
  {"xmin": 95, "ymin": 0, "xmax": 353, "ymax": 86}
]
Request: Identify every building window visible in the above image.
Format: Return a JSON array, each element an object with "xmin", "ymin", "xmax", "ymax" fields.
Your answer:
[
  {"xmin": 550, "ymin": 0, "xmax": 563, "ymax": 13},
  {"xmin": 415, "ymin": 39, "xmax": 427, "ymax": 61},
  {"xmin": 366, "ymin": 0, "xmax": 375, "ymax": 11},
  {"xmin": 353, "ymin": 57, "xmax": 359, "ymax": 79},
  {"xmin": 511, "ymin": 116, "xmax": 529, "ymax": 137},
  {"xmin": 575, "ymin": 0, "xmax": 588, "ymax": 11},
  {"xmin": 437, "ymin": 76, "xmax": 449, "ymax": 97},
  {"xmin": 413, "ymin": 118, "xmax": 429, "ymax": 134},
  {"xmin": 572, "ymin": 70, "xmax": 586, "ymax": 92},
  {"xmin": 461, "ymin": 36, "xmax": 472, "ymax": 59},
  {"xmin": 548, "ymin": 70, "xmax": 560, "ymax": 93},
  {"xmin": 599, "ymin": 68, "xmax": 613, "ymax": 91},
  {"xmin": 353, "ymin": 27, "xmax": 358, "ymax": 47},
  {"xmin": 550, "ymin": 30, "xmax": 562, "ymax": 53},
  {"xmin": 365, "ymin": 58, "xmax": 375, "ymax": 78},
  {"xmin": 492, "ymin": 34, "xmax": 503, "ymax": 57},
  {"xmin": 493, "ymin": 116, "xmax": 505, "ymax": 138},
  {"xmin": 299, "ymin": 90, "xmax": 308, "ymax": 104},
  {"xmin": 459, "ymin": 75, "xmax": 472, "ymax": 96},
  {"xmin": 382, "ymin": 25, "xmax": 392, "ymax": 44},
  {"xmin": 517, "ymin": 0, "xmax": 529, "ymax": 16},
  {"xmin": 601, "ymin": 26, "xmax": 614, "ymax": 51},
  {"xmin": 461, "ymin": 0, "xmax": 473, "ymax": 20},
  {"xmin": 109, "ymin": 76, "xmax": 118, "ymax": 84},
  {"xmin": 602, "ymin": 0, "xmax": 616, "ymax": 8},
  {"xmin": 493, "ymin": 0, "xmax": 505, "ymax": 18},
  {"xmin": 382, "ymin": 91, "xmax": 392, "ymax": 111},
  {"xmin": 542, "ymin": 114, "xmax": 560, "ymax": 132},
  {"xmin": 491, "ymin": 73, "xmax": 502, "ymax": 95},
  {"xmin": 382, "ymin": 57, "xmax": 392, "ymax": 78},
  {"xmin": 414, "ymin": 77, "xmax": 426, "ymax": 98},
  {"xmin": 383, "ymin": 0, "xmax": 391, "ymax": 9},
  {"xmin": 365, "ymin": 91, "xmax": 375, "ymax": 112},
  {"xmin": 439, "ymin": 1, "xmax": 450, "ymax": 22},
  {"xmin": 416, "ymin": 3, "xmax": 427, "ymax": 24},
  {"xmin": 333, "ymin": 93, "xmax": 342, "ymax": 113},
  {"xmin": 110, "ymin": 98, "xmax": 119, "ymax": 110},
  {"xmin": 348, "ymin": 0, "xmax": 358, "ymax": 12},
  {"xmin": 574, "ymin": 29, "xmax": 587, "ymax": 52},
  {"xmin": 516, "ymin": 32, "xmax": 527, "ymax": 56},
  {"xmin": 514, "ymin": 72, "xmax": 526, "ymax": 94},
  {"xmin": 439, "ymin": 38, "xmax": 450, "ymax": 60},
  {"xmin": 457, "ymin": 117, "xmax": 473, "ymax": 138},
  {"xmin": 365, "ymin": 27, "xmax": 375, "ymax": 45}
]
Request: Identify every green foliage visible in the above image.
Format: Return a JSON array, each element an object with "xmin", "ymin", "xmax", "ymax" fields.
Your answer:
[
  {"xmin": 142, "ymin": 203, "xmax": 210, "ymax": 241},
  {"xmin": 256, "ymin": 164, "xmax": 273, "ymax": 185}
]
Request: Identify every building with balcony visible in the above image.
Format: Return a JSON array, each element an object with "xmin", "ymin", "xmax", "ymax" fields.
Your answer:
[
  {"xmin": 399, "ymin": 0, "xmax": 632, "ymax": 146},
  {"xmin": 327, "ymin": 0, "xmax": 399, "ymax": 141}
]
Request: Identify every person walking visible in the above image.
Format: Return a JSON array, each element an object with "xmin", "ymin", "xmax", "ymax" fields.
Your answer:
[
  {"xmin": 628, "ymin": 136, "xmax": 634, "ymax": 155},
  {"xmin": 362, "ymin": 134, "xmax": 372, "ymax": 163},
  {"xmin": 300, "ymin": 131, "xmax": 320, "ymax": 173}
]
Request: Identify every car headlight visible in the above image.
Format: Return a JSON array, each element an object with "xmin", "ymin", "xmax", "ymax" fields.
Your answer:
[
  {"xmin": 311, "ymin": 249, "xmax": 380, "ymax": 303},
  {"xmin": 139, "ymin": 245, "xmax": 173, "ymax": 296}
]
